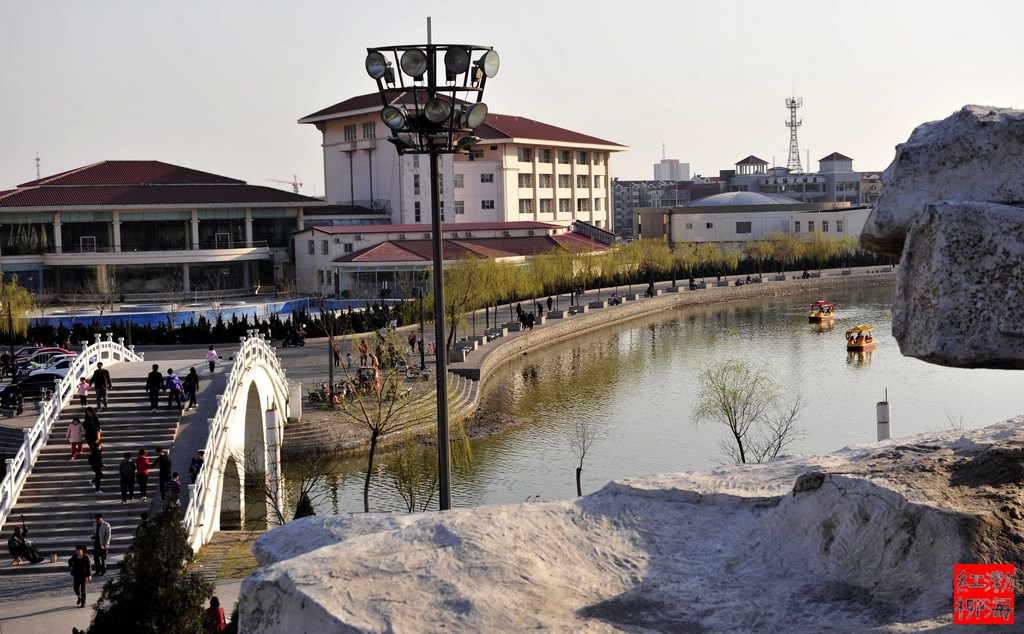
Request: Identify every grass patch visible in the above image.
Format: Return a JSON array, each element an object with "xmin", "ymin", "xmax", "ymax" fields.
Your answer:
[{"xmin": 216, "ymin": 534, "xmax": 261, "ymax": 580}]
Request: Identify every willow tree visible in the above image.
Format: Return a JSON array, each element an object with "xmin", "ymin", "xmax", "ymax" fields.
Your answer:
[
  {"xmin": 526, "ymin": 249, "xmax": 560, "ymax": 312},
  {"xmin": 693, "ymin": 242, "xmax": 719, "ymax": 282},
  {"xmin": 0, "ymin": 275, "xmax": 33, "ymax": 341},
  {"xmin": 384, "ymin": 403, "xmax": 471, "ymax": 513},
  {"xmin": 633, "ymin": 238, "xmax": 672, "ymax": 292},
  {"xmin": 718, "ymin": 243, "xmax": 743, "ymax": 281},
  {"xmin": 442, "ymin": 256, "xmax": 490, "ymax": 350},
  {"xmin": 766, "ymin": 231, "xmax": 805, "ymax": 274},
  {"xmin": 672, "ymin": 242, "xmax": 700, "ymax": 286},
  {"xmin": 743, "ymin": 238, "xmax": 775, "ymax": 279}
]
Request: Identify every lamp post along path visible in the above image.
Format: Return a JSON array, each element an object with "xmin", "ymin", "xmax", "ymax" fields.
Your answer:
[{"xmin": 366, "ymin": 25, "xmax": 498, "ymax": 510}]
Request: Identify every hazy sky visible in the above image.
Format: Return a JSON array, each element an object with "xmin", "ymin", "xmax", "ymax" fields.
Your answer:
[{"xmin": 3, "ymin": 1, "xmax": 1022, "ymax": 196}]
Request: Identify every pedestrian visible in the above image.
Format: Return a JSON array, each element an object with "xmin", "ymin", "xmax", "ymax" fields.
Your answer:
[
  {"xmin": 206, "ymin": 345, "xmax": 219, "ymax": 374},
  {"xmin": 88, "ymin": 362, "xmax": 112, "ymax": 409},
  {"xmin": 408, "ymin": 331, "xmax": 417, "ymax": 355},
  {"xmin": 91, "ymin": 514, "xmax": 110, "ymax": 576},
  {"xmin": 118, "ymin": 451, "xmax": 135, "ymax": 503},
  {"xmin": 358, "ymin": 339, "xmax": 369, "ymax": 366},
  {"xmin": 205, "ymin": 596, "xmax": 227, "ymax": 633},
  {"xmin": 83, "ymin": 407, "xmax": 101, "ymax": 452},
  {"xmin": 537, "ymin": 301, "xmax": 543, "ymax": 318},
  {"xmin": 188, "ymin": 450, "xmax": 205, "ymax": 484},
  {"xmin": 527, "ymin": 311, "xmax": 535, "ymax": 330},
  {"xmin": 164, "ymin": 472, "xmax": 182, "ymax": 505},
  {"xmin": 547, "ymin": 296, "xmax": 553, "ymax": 312},
  {"xmin": 145, "ymin": 363, "xmax": 163, "ymax": 411},
  {"xmin": 65, "ymin": 416, "xmax": 85, "ymax": 459},
  {"xmin": 516, "ymin": 302, "xmax": 523, "ymax": 319},
  {"xmin": 153, "ymin": 447, "xmax": 172, "ymax": 501},
  {"xmin": 165, "ymin": 368, "xmax": 183, "ymax": 409},
  {"xmin": 13, "ymin": 387, "xmax": 23, "ymax": 416},
  {"xmin": 68, "ymin": 545, "xmax": 92, "ymax": 607},
  {"xmin": 88, "ymin": 443, "xmax": 104, "ymax": 494},
  {"xmin": 135, "ymin": 448, "xmax": 151, "ymax": 501},
  {"xmin": 332, "ymin": 345, "xmax": 341, "ymax": 368},
  {"xmin": 345, "ymin": 351, "xmax": 353, "ymax": 368},
  {"xmin": 183, "ymin": 367, "xmax": 200, "ymax": 410},
  {"xmin": 76, "ymin": 377, "xmax": 89, "ymax": 407}
]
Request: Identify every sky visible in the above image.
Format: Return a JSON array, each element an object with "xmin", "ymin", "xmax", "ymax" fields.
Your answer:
[{"xmin": 2, "ymin": 0, "xmax": 1023, "ymax": 197}]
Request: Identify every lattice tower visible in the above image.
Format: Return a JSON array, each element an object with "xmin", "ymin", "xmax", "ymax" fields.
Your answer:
[{"xmin": 785, "ymin": 97, "xmax": 803, "ymax": 173}]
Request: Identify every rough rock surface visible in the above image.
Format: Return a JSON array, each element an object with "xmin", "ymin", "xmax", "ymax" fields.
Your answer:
[
  {"xmin": 894, "ymin": 201, "xmax": 1024, "ymax": 368},
  {"xmin": 861, "ymin": 105, "xmax": 1024, "ymax": 257},
  {"xmin": 240, "ymin": 419, "xmax": 1024, "ymax": 632}
]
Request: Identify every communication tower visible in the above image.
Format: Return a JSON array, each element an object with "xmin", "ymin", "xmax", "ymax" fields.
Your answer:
[{"xmin": 785, "ymin": 96, "xmax": 803, "ymax": 173}]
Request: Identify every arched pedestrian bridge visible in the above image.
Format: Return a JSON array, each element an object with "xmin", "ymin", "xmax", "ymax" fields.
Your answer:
[{"xmin": 0, "ymin": 332, "xmax": 290, "ymax": 565}]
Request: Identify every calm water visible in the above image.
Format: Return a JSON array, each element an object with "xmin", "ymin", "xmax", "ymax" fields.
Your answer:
[{"xmin": 291, "ymin": 285, "xmax": 1023, "ymax": 514}]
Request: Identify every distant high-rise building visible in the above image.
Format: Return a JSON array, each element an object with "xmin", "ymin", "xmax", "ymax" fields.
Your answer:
[{"xmin": 653, "ymin": 159, "xmax": 690, "ymax": 182}]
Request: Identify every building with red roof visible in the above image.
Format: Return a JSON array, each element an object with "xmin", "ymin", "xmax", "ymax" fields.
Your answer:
[
  {"xmin": 298, "ymin": 93, "xmax": 628, "ymax": 231},
  {"xmin": 0, "ymin": 160, "xmax": 324, "ymax": 296}
]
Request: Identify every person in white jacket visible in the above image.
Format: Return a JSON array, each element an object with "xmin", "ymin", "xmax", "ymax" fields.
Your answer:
[{"xmin": 206, "ymin": 345, "xmax": 219, "ymax": 374}]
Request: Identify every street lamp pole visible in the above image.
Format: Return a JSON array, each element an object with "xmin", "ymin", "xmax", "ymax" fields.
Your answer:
[
  {"xmin": 417, "ymin": 286, "xmax": 426, "ymax": 370},
  {"xmin": 366, "ymin": 24, "xmax": 498, "ymax": 510}
]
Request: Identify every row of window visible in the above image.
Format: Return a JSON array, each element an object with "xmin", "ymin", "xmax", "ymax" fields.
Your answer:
[
  {"xmin": 430, "ymin": 173, "xmax": 605, "ymax": 190},
  {"xmin": 683, "ymin": 220, "xmax": 845, "ymax": 234},
  {"xmin": 309, "ymin": 239, "xmax": 355, "ymax": 255},
  {"xmin": 343, "ymin": 122, "xmax": 376, "ymax": 141},
  {"xmin": 516, "ymin": 148, "xmax": 603, "ymax": 165}
]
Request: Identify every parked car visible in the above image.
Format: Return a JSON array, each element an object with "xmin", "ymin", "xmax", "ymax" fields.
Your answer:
[
  {"xmin": 2, "ymin": 371, "xmax": 65, "ymax": 398},
  {"xmin": 13, "ymin": 349, "xmax": 75, "ymax": 378}
]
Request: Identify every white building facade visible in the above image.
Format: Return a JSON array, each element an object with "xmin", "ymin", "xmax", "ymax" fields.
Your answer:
[{"xmin": 299, "ymin": 94, "xmax": 627, "ymax": 232}]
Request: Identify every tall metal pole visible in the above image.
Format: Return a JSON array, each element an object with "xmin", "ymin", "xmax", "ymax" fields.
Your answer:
[
  {"xmin": 418, "ymin": 288, "xmax": 426, "ymax": 370},
  {"xmin": 428, "ymin": 150, "xmax": 451, "ymax": 510}
]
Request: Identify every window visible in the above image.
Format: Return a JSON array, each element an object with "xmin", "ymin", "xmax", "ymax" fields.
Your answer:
[
  {"xmin": 577, "ymin": 199, "xmax": 590, "ymax": 212},
  {"xmin": 481, "ymin": 200, "xmax": 495, "ymax": 209},
  {"xmin": 413, "ymin": 174, "xmax": 420, "ymax": 195},
  {"xmin": 454, "ymin": 200, "xmax": 465, "ymax": 215},
  {"xmin": 343, "ymin": 243, "xmax": 354, "ymax": 253},
  {"xmin": 453, "ymin": 173, "xmax": 464, "ymax": 188},
  {"xmin": 321, "ymin": 240, "xmax": 329, "ymax": 255},
  {"xmin": 412, "ymin": 155, "xmax": 419, "ymax": 168},
  {"xmin": 414, "ymin": 201, "xmax": 421, "ymax": 223},
  {"xmin": 576, "ymin": 151, "xmax": 588, "ymax": 164},
  {"xmin": 595, "ymin": 199, "xmax": 602, "ymax": 212},
  {"xmin": 593, "ymin": 176, "xmax": 601, "ymax": 189},
  {"xmin": 517, "ymin": 148, "xmax": 532, "ymax": 162},
  {"xmin": 836, "ymin": 220, "xmax": 844, "ymax": 232},
  {"xmin": 822, "ymin": 220, "xmax": 829, "ymax": 232},
  {"xmin": 736, "ymin": 221, "xmax": 752, "ymax": 234},
  {"xmin": 576, "ymin": 175, "xmax": 589, "ymax": 188},
  {"xmin": 808, "ymin": 220, "xmax": 815, "ymax": 232},
  {"xmin": 362, "ymin": 122, "xmax": 375, "ymax": 139},
  {"xmin": 440, "ymin": 201, "xmax": 445, "ymax": 222},
  {"xmin": 593, "ymin": 154, "xmax": 604, "ymax": 165},
  {"xmin": 539, "ymin": 174, "xmax": 552, "ymax": 188},
  {"xmin": 538, "ymin": 149, "xmax": 552, "ymax": 163},
  {"xmin": 794, "ymin": 221, "xmax": 801, "ymax": 232},
  {"xmin": 558, "ymin": 175, "xmax": 571, "ymax": 188},
  {"xmin": 539, "ymin": 199, "xmax": 553, "ymax": 213},
  {"xmin": 518, "ymin": 174, "xmax": 533, "ymax": 188},
  {"xmin": 343, "ymin": 124, "xmax": 356, "ymax": 141},
  {"xmin": 480, "ymin": 173, "xmax": 494, "ymax": 183},
  {"xmin": 559, "ymin": 198, "xmax": 571, "ymax": 213},
  {"xmin": 469, "ymin": 150, "xmax": 484, "ymax": 160},
  {"xmin": 519, "ymin": 199, "xmax": 533, "ymax": 213},
  {"xmin": 706, "ymin": 222, "xmax": 713, "ymax": 229},
  {"xmin": 557, "ymin": 150, "xmax": 571, "ymax": 164},
  {"xmin": 307, "ymin": 240, "xmax": 315, "ymax": 254},
  {"xmin": 686, "ymin": 223, "xmax": 693, "ymax": 229}
]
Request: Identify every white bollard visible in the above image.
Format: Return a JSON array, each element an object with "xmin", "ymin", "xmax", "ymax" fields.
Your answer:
[{"xmin": 876, "ymin": 399, "xmax": 891, "ymax": 441}]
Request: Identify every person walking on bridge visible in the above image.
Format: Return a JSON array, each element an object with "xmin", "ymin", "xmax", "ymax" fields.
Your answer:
[
  {"xmin": 145, "ymin": 363, "xmax": 163, "ymax": 411},
  {"xmin": 88, "ymin": 362, "xmax": 112, "ymax": 410}
]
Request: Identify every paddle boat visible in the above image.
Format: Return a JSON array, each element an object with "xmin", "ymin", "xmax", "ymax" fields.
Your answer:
[
  {"xmin": 846, "ymin": 324, "xmax": 877, "ymax": 351},
  {"xmin": 808, "ymin": 300, "xmax": 835, "ymax": 322}
]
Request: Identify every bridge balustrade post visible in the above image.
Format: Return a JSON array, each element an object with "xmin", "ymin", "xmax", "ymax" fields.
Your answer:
[{"xmin": 105, "ymin": 332, "xmax": 113, "ymax": 342}]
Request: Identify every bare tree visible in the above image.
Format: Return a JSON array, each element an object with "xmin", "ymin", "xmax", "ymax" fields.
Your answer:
[
  {"xmin": 384, "ymin": 409, "xmax": 470, "ymax": 513},
  {"xmin": 78, "ymin": 277, "xmax": 117, "ymax": 319},
  {"xmin": 569, "ymin": 417, "xmax": 603, "ymax": 497},
  {"xmin": 237, "ymin": 444, "xmax": 338, "ymax": 525},
  {"xmin": 691, "ymin": 359, "xmax": 806, "ymax": 464},
  {"xmin": 156, "ymin": 275, "xmax": 188, "ymax": 327}
]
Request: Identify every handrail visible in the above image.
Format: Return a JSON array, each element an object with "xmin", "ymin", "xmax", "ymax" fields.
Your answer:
[
  {"xmin": 0, "ymin": 334, "xmax": 143, "ymax": 532},
  {"xmin": 183, "ymin": 331, "xmax": 285, "ymax": 551}
]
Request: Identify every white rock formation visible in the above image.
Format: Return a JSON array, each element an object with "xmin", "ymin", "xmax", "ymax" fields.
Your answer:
[
  {"xmin": 862, "ymin": 105, "xmax": 1024, "ymax": 367},
  {"xmin": 240, "ymin": 418, "xmax": 1024, "ymax": 632}
]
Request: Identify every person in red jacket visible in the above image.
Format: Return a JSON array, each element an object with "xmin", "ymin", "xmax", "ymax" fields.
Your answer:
[
  {"xmin": 135, "ymin": 448, "xmax": 151, "ymax": 501},
  {"xmin": 205, "ymin": 596, "xmax": 226, "ymax": 632}
]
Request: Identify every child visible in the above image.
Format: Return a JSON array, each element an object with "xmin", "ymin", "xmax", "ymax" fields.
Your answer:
[
  {"xmin": 164, "ymin": 472, "xmax": 182, "ymax": 505},
  {"xmin": 77, "ymin": 377, "xmax": 89, "ymax": 407}
]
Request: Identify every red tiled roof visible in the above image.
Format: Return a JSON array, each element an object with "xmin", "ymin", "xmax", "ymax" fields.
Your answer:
[
  {"xmin": 298, "ymin": 221, "xmax": 562, "ymax": 236},
  {"xmin": 819, "ymin": 152, "xmax": 853, "ymax": 162},
  {"xmin": 334, "ymin": 235, "xmax": 606, "ymax": 264},
  {"xmin": 300, "ymin": 93, "xmax": 625, "ymax": 148},
  {"xmin": 1, "ymin": 160, "xmax": 321, "ymax": 208}
]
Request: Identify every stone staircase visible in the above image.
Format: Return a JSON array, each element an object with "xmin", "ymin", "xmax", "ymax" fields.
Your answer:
[{"xmin": 2, "ymin": 378, "xmax": 181, "ymax": 574}]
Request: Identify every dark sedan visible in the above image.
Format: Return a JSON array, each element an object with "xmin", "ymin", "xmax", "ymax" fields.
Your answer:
[{"xmin": 2, "ymin": 372, "xmax": 64, "ymax": 399}]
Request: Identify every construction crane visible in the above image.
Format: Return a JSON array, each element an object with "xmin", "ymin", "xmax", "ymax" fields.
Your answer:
[{"xmin": 267, "ymin": 175, "xmax": 302, "ymax": 194}]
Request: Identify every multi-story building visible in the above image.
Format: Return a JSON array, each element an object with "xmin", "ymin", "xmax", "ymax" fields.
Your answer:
[
  {"xmin": 0, "ymin": 160, "xmax": 322, "ymax": 296},
  {"xmin": 653, "ymin": 158, "xmax": 690, "ymax": 182},
  {"xmin": 298, "ymin": 94, "xmax": 627, "ymax": 231},
  {"xmin": 723, "ymin": 153, "xmax": 868, "ymax": 205}
]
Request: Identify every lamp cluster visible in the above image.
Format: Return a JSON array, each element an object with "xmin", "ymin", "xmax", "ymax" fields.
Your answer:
[{"xmin": 365, "ymin": 45, "xmax": 499, "ymax": 154}]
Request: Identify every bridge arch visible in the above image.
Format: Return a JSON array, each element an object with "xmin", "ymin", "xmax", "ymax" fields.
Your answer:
[{"xmin": 185, "ymin": 332, "xmax": 290, "ymax": 550}]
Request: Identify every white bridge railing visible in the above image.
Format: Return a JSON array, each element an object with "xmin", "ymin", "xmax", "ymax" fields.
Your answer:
[
  {"xmin": 0, "ymin": 334, "xmax": 143, "ymax": 532},
  {"xmin": 183, "ymin": 331, "xmax": 285, "ymax": 551}
]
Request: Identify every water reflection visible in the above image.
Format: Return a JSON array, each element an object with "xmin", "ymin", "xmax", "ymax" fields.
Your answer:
[{"xmin": 289, "ymin": 285, "xmax": 1023, "ymax": 515}]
